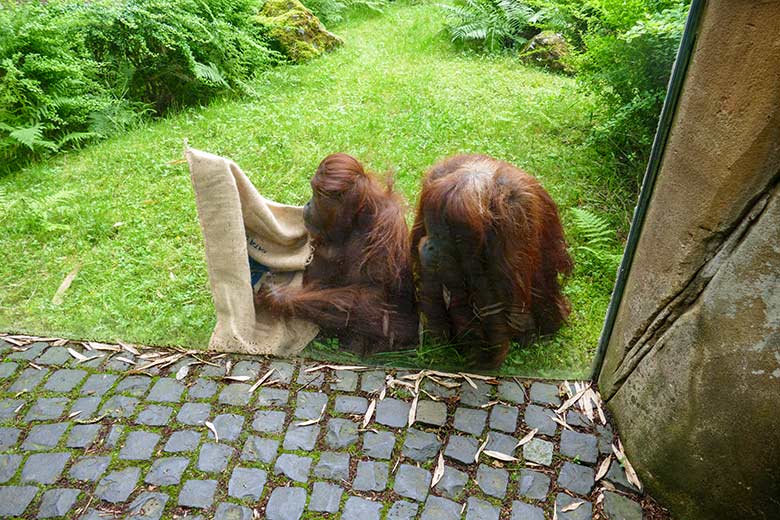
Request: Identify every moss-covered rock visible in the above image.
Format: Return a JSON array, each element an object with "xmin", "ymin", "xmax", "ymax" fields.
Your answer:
[
  {"xmin": 256, "ymin": 0, "xmax": 343, "ymax": 63},
  {"xmin": 520, "ymin": 31, "xmax": 571, "ymax": 73}
]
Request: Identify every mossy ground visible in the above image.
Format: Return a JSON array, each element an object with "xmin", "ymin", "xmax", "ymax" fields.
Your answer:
[{"xmin": 0, "ymin": 2, "xmax": 629, "ymax": 378}]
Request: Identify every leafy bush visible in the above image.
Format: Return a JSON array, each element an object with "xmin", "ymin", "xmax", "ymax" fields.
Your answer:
[
  {"xmin": 569, "ymin": 207, "xmax": 622, "ymax": 290},
  {"xmin": 440, "ymin": 0, "xmax": 543, "ymax": 51},
  {"xmin": 302, "ymin": 0, "xmax": 388, "ymax": 24},
  {"xmin": 0, "ymin": 0, "xmax": 277, "ymax": 173}
]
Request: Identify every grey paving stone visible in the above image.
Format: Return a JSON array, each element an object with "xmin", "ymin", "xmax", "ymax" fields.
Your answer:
[
  {"xmin": 394, "ymin": 463, "xmax": 431, "ymax": 502},
  {"xmin": 119, "ymin": 430, "xmax": 160, "ymax": 460},
  {"xmin": 145, "ymin": 457, "xmax": 189, "ymax": 486},
  {"xmin": 444, "ymin": 434, "xmax": 479, "ymax": 464},
  {"xmin": 376, "ymin": 398, "xmax": 410, "ymax": 428},
  {"xmin": 360, "ymin": 370, "xmax": 386, "ymax": 393},
  {"xmin": 43, "ymin": 369, "xmax": 87, "ymax": 392},
  {"xmin": 485, "ymin": 431, "xmax": 517, "ymax": 456},
  {"xmin": 523, "ymin": 438, "xmax": 554, "ymax": 466},
  {"xmin": 529, "ymin": 382, "xmax": 561, "ymax": 406},
  {"xmin": 402, "ymin": 428, "xmax": 441, "ymax": 461},
  {"xmin": 7, "ymin": 367, "xmax": 48, "ymax": 391},
  {"xmin": 95, "ymin": 467, "xmax": 140, "ymax": 503},
  {"xmin": 603, "ymin": 490, "xmax": 642, "ymax": 520},
  {"xmin": 188, "ymin": 378, "xmax": 217, "ymax": 399},
  {"xmin": 294, "ymin": 391, "xmax": 328, "ymax": 420},
  {"xmin": 314, "ymin": 451, "xmax": 350, "ymax": 481},
  {"xmin": 127, "ymin": 492, "xmax": 169, "ymax": 520},
  {"xmin": 176, "ymin": 402, "xmax": 210, "ymax": 425},
  {"xmin": 325, "ymin": 418, "xmax": 359, "ymax": 449},
  {"xmin": 241, "ymin": 435, "xmax": 279, "ymax": 464},
  {"xmin": 115, "ymin": 375, "xmax": 152, "ymax": 396},
  {"xmin": 25, "ymin": 397, "xmax": 68, "ymax": 422},
  {"xmin": 422, "ymin": 379, "xmax": 457, "ymax": 399},
  {"xmin": 333, "ymin": 369, "xmax": 358, "ymax": 391},
  {"xmin": 252, "ymin": 410, "xmax": 286, "ymax": 433},
  {"xmin": 498, "ymin": 380, "xmax": 526, "ymax": 404},
  {"xmin": 387, "ymin": 500, "xmax": 418, "ymax": 520},
  {"xmin": 490, "ymin": 404, "xmax": 519, "ymax": 433},
  {"xmin": 256, "ymin": 387, "xmax": 289, "ymax": 407},
  {"xmin": 0, "ymin": 485, "xmax": 38, "ymax": 517},
  {"xmin": 555, "ymin": 493, "xmax": 592, "ymax": 520},
  {"xmin": 421, "ymin": 495, "xmax": 461, "ymax": 520},
  {"xmin": 476, "ymin": 464, "xmax": 509, "ymax": 498},
  {"xmin": 178, "ymin": 479, "xmax": 217, "ymax": 509},
  {"xmin": 274, "ymin": 453, "xmax": 312, "ymax": 482},
  {"xmin": 597, "ymin": 424, "xmax": 615, "ymax": 454},
  {"xmin": 232, "ymin": 360, "xmax": 262, "ymax": 379},
  {"xmin": 136, "ymin": 404, "xmax": 173, "ymax": 426},
  {"xmin": 210, "ymin": 413, "xmax": 244, "ymax": 442},
  {"xmin": 100, "ymin": 395, "xmax": 139, "ymax": 417},
  {"xmin": 605, "ymin": 460, "xmax": 641, "ymax": 493},
  {"xmin": 8, "ymin": 342, "xmax": 47, "ymax": 360},
  {"xmin": 460, "ymin": 380, "xmax": 492, "ymax": 407},
  {"xmin": 198, "ymin": 443, "xmax": 235, "ymax": 472},
  {"xmin": 66, "ymin": 424, "xmax": 101, "ymax": 448},
  {"xmin": 0, "ymin": 454, "xmax": 22, "ymax": 483},
  {"xmin": 164, "ymin": 430, "xmax": 201, "ymax": 453},
  {"xmin": 0, "ymin": 427, "xmax": 21, "ymax": 450},
  {"xmin": 524, "ymin": 404, "xmax": 558, "ymax": 436},
  {"xmin": 35, "ymin": 346, "xmax": 71, "ymax": 365},
  {"xmin": 215, "ymin": 502, "xmax": 252, "ymax": 520},
  {"xmin": 433, "ymin": 466, "xmax": 468, "ymax": 499},
  {"xmin": 200, "ymin": 363, "xmax": 227, "ymax": 378},
  {"xmin": 416, "ymin": 400, "xmax": 447, "ymax": 427},
  {"xmin": 566, "ymin": 410, "xmax": 589, "ymax": 427},
  {"xmin": 105, "ymin": 425, "xmax": 124, "ymax": 448},
  {"xmin": 106, "ymin": 353, "xmax": 136, "ymax": 371},
  {"xmin": 335, "ymin": 395, "xmax": 368, "ymax": 415},
  {"xmin": 0, "ymin": 398, "xmax": 25, "ymax": 421},
  {"xmin": 283, "ymin": 424, "xmax": 320, "ymax": 451},
  {"xmin": 558, "ymin": 462, "xmax": 595, "ymax": 495},
  {"xmin": 362, "ymin": 430, "xmax": 395, "ymax": 459},
  {"xmin": 228, "ymin": 466, "xmax": 267, "ymax": 500},
  {"xmin": 69, "ymin": 396, "xmax": 101, "ymax": 419},
  {"xmin": 37, "ymin": 487, "xmax": 80, "ymax": 518},
  {"xmin": 268, "ymin": 361, "xmax": 295, "ymax": 384},
  {"xmin": 466, "ymin": 497, "xmax": 500, "ymax": 520},
  {"xmin": 309, "ymin": 481, "xmax": 343, "ymax": 513},
  {"xmin": 69, "ymin": 456, "xmax": 110, "ymax": 482},
  {"xmin": 0, "ymin": 362, "xmax": 18, "ymax": 379},
  {"xmin": 453, "ymin": 407, "xmax": 488, "ymax": 436},
  {"xmin": 560, "ymin": 430, "xmax": 599, "ymax": 464},
  {"xmin": 219, "ymin": 383, "xmax": 252, "ymax": 406},
  {"xmin": 517, "ymin": 469, "xmax": 550, "ymax": 500},
  {"xmin": 353, "ymin": 460, "xmax": 388, "ymax": 491},
  {"xmin": 297, "ymin": 364, "xmax": 324, "ymax": 388},
  {"xmin": 343, "ymin": 496, "xmax": 382, "ymax": 520},
  {"xmin": 147, "ymin": 378, "xmax": 184, "ymax": 402},
  {"xmin": 22, "ymin": 423, "xmax": 68, "ymax": 450},
  {"xmin": 266, "ymin": 486, "xmax": 306, "ymax": 520},
  {"xmin": 511, "ymin": 500, "xmax": 545, "ymax": 520}
]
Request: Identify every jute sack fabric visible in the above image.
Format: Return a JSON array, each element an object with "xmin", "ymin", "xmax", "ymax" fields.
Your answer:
[{"xmin": 186, "ymin": 146, "xmax": 319, "ymax": 356}]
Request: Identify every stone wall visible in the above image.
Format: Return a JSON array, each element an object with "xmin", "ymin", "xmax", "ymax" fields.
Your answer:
[{"xmin": 597, "ymin": 1, "xmax": 780, "ymax": 518}]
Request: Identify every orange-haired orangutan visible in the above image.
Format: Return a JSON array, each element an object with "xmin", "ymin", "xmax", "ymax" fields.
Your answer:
[
  {"xmin": 255, "ymin": 153, "xmax": 418, "ymax": 356},
  {"xmin": 411, "ymin": 154, "xmax": 573, "ymax": 369}
]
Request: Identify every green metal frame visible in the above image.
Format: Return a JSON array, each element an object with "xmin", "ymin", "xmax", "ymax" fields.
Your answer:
[{"xmin": 590, "ymin": 0, "xmax": 708, "ymax": 380}]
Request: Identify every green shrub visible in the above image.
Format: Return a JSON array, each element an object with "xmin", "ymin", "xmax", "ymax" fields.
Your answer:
[
  {"xmin": 440, "ymin": 0, "xmax": 543, "ymax": 51},
  {"xmin": 0, "ymin": 0, "xmax": 278, "ymax": 173},
  {"xmin": 301, "ymin": 0, "xmax": 388, "ymax": 24}
]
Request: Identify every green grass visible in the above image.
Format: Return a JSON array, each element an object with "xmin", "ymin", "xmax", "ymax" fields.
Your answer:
[{"xmin": 0, "ymin": 2, "xmax": 628, "ymax": 378}]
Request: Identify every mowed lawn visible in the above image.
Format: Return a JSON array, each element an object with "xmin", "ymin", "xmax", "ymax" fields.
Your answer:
[{"xmin": 0, "ymin": 2, "xmax": 627, "ymax": 377}]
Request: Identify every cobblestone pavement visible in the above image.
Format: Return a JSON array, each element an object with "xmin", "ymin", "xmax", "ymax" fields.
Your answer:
[{"xmin": 0, "ymin": 336, "xmax": 661, "ymax": 519}]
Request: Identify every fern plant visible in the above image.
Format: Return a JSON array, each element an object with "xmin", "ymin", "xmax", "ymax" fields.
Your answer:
[
  {"xmin": 440, "ymin": 0, "xmax": 542, "ymax": 51},
  {"xmin": 569, "ymin": 207, "xmax": 622, "ymax": 287}
]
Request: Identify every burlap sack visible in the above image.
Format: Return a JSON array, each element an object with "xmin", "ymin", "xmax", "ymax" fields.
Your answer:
[{"xmin": 186, "ymin": 146, "xmax": 319, "ymax": 356}]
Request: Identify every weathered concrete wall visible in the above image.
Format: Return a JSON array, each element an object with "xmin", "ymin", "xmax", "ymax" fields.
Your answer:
[{"xmin": 598, "ymin": 1, "xmax": 780, "ymax": 518}]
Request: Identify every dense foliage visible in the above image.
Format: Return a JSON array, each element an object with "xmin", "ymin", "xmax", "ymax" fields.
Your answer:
[
  {"xmin": 0, "ymin": 0, "xmax": 277, "ymax": 173},
  {"xmin": 441, "ymin": 0, "xmax": 691, "ymax": 186},
  {"xmin": 303, "ymin": 0, "xmax": 388, "ymax": 24}
]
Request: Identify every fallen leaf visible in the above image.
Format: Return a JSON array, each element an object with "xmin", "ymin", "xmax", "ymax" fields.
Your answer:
[
  {"xmin": 555, "ymin": 383, "xmax": 591, "ymax": 414},
  {"xmin": 68, "ymin": 411, "xmax": 82, "ymax": 419},
  {"xmin": 296, "ymin": 403, "xmax": 327, "ymax": 427},
  {"xmin": 427, "ymin": 375, "xmax": 460, "ymax": 389},
  {"xmin": 552, "ymin": 414, "xmax": 573, "ymax": 431},
  {"xmin": 223, "ymin": 375, "xmax": 251, "ymax": 382},
  {"xmin": 52, "ymin": 264, "xmax": 81, "ymax": 305},
  {"xmin": 119, "ymin": 342, "xmax": 141, "ymax": 356},
  {"xmin": 431, "ymin": 452, "xmax": 445, "ymax": 487},
  {"xmin": 175, "ymin": 365, "xmax": 190, "ymax": 381},
  {"xmin": 114, "ymin": 356, "xmax": 136, "ymax": 365},
  {"xmin": 249, "ymin": 368, "xmax": 276, "ymax": 393},
  {"xmin": 205, "ymin": 421, "xmax": 219, "ymax": 443},
  {"xmin": 363, "ymin": 399, "xmax": 376, "ymax": 428},
  {"xmin": 408, "ymin": 393, "xmax": 419, "ymax": 427},
  {"xmin": 515, "ymin": 428, "xmax": 538, "ymax": 448},
  {"xmin": 483, "ymin": 450, "xmax": 520, "ymax": 462},
  {"xmin": 561, "ymin": 500, "xmax": 584, "ymax": 512},
  {"xmin": 459, "ymin": 372, "xmax": 478, "ymax": 390},
  {"xmin": 475, "ymin": 434, "xmax": 490, "ymax": 463},
  {"xmin": 29, "ymin": 363, "xmax": 42, "ymax": 370},
  {"xmin": 67, "ymin": 348, "xmax": 88, "ymax": 362},
  {"xmin": 480, "ymin": 401, "xmax": 499, "ymax": 409},
  {"xmin": 595, "ymin": 455, "xmax": 612, "ymax": 481}
]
